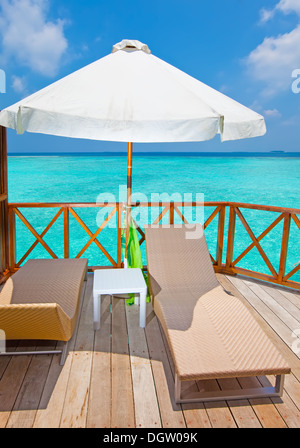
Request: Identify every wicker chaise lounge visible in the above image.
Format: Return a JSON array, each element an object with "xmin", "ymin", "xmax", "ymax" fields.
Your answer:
[
  {"xmin": 0, "ymin": 258, "xmax": 88, "ymax": 365},
  {"xmin": 145, "ymin": 225, "xmax": 291, "ymax": 403}
]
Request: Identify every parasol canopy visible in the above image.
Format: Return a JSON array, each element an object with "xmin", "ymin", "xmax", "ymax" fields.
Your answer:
[
  {"xmin": 0, "ymin": 39, "xmax": 267, "ymax": 267},
  {"xmin": 0, "ymin": 39, "xmax": 266, "ymax": 142}
]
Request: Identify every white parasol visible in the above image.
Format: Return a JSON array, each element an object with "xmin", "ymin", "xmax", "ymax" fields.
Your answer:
[{"xmin": 0, "ymin": 39, "xmax": 266, "ymax": 265}]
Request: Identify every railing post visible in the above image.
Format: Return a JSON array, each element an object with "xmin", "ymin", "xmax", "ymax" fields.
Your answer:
[
  {"xmin": 64, "ymin": 206, "xmax": 69, "ymax": 259},
  {"xmin": 169, "ymin": 202, "xmax": 175, "ymax": 225},
  {"xmin": 217, "ymin": 205, "xmax": 225, "ymax": 267},
  {"xmin": 0, "ymin": 126, "xmax": 9, "ymax": 277},
  {"xmin": 226, "ymin": 206, "xmax": 236, "ymax": 272},
  {"xmin": 117, "ymin": 202, "xmax": 122, "ymax": 267},
  {"xmin": 278, "ymin": 213, "xmax": 291, "ymax": 282},
  {"xmin": 8, "ymin": 207, "xmax": 16, "ymax": 272}
]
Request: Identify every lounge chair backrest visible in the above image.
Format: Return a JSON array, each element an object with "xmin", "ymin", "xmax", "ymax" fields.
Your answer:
[{"xmin": 145, "ymin": 224, "xmax": 219, "ymax": 298}]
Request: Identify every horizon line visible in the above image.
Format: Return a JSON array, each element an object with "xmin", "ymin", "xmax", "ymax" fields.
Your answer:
[{"xmin": 7, "ymin": 151, "xmax": 300, "ymax": 157}]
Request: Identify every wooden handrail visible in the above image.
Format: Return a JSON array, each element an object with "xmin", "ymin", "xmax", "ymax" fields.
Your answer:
[
  {"xmin": 6, "ymin": 201, "xmax": 300, "ymax": 291},
  {"xmin": 227, "ymin": 202, "xmax": 300, "ymax": 215},
  {"xmin": 8, "ymin": 201, "xmax": 300, "ymax": 215}
]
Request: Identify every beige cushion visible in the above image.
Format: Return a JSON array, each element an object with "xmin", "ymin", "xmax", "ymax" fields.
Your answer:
[
  {"xmin": 145, "ymin": 225, "xmax": 290, "ymax": 381},
  {"xmin": 0, "ymin": 258, "xmax": 88, "ymax": 341}
]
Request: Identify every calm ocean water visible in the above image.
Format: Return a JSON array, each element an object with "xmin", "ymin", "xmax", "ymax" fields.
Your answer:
[{"xmin": 7, "ymin": 153, "xmax": 300, "ymax": 281}]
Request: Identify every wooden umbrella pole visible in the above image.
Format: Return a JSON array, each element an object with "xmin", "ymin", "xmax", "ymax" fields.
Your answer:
[{"xmin": 125, "ymin": 142, "xmax": 133, "ymax": 266}]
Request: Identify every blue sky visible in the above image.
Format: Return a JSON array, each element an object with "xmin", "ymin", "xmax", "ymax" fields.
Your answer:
[{"xmin": 0, "ymin": 0, "xmax": 300, "ymax": 153}]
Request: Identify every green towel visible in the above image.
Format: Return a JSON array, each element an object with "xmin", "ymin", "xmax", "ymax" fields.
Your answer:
[{"xmin": 121, "ymin": 218, "xmax": 150, "ymax": 305}]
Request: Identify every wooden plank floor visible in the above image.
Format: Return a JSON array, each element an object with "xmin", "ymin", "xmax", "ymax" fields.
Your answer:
[{"xmin": 1, "ymin": 273, "xmax": 300, "ymax": 428}]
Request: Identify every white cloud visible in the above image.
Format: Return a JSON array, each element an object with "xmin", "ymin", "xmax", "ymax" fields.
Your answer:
[
  {"xmin": 259, "ymin": 0, "xmax": 300, "ymax": 23},
  {"xmin": 11, "ymin": 75, "xmax": 27, "ymax": 93},
  {"xmin": 11, "ymin": 75, "xmax": 25, "ymax": 92},
  {"xmin": 263, "ymin": 109, "xmax": 282, "ymax": 118},
  {"xmin": 246, "ymin": 25, "xmax": 300, "ymax": 96},
  {"xmin": 246, "ymin": 1, "xmax": 300, "ymax": 97},
  {"xmin": 0, "ymin": 0, "xmax": 68, "ymax": 77},
  {"xmin": 277, "ymin": 0, "xmax": 300, "ymax": 16},
  {"xmin": 259, "ymin": 8, "xmax": 275, "ymax": 24}
]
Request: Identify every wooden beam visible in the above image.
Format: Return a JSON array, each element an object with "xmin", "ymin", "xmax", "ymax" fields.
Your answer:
[
  {"xmin": 169, "ymin": 202, "xmax": 175, "ymax": 225},
  {"xmin": 117, "ymin": 203, "xmax": 122, "ymax": 267},
  {"xmin": 71, "ymin": 206, "xmax": 117, "ymax": 265},
  {"xmin": 174, "ymin": 204, "xmax": 189, "ymax": 224},
  {"xmin": 292, "ymin": 213, "xmax": 300, "ymax": 230},
  {"xmin": 16, "ymin": 208, "xmax": 63, "ymax": 267},
  {"xmin": 152, "ymin": 204, "xmax": 169, "ymax": 225},
  {"xmin": 8, "ymin": 207, "xmax": 16, "ymax": 271},
  {"xmin": 204, "ymin": 206, "xmax": 221, "ymax": 230},
  {"xmin": 226, "ymin": 206, "xmax": 236, "ymax": 269},
  {"xmin": 283, "ymin": 262, "xmax": 300, "ymax": 282},
  {"xmin": 217, "ymin": 206, "xmax": 225, "ymax": 267},
  {"xmin": 235, "ymin": 207, "xmax": 278, "ymax": 279},
  {"xmin": 64, "ymin": 206, "xmax": 69, "ymax": 259},
  {"xmin": 13, "ymin": 208, "xmax": 58, "ymax": 259},
  {"xmin": 0, "ymin": 126, "xmax": 9, "ymax": 276},
  {"xmin": 233, "ymin": 213, "xmax": 284, "ymax": 266},
  {"xmin": 278, "ymin": 213, "xmax": 291, "ymax": 282}
]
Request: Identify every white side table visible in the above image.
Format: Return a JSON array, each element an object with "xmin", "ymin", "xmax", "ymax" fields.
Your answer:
[{"xmin": 93, "ymin": 268, "xmax": 147, "ymax": 330}]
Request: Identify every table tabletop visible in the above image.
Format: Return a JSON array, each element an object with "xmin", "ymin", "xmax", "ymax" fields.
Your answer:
[{"xmin": 93, "ymin": 268, "xmax": 147, "ymax": 295}]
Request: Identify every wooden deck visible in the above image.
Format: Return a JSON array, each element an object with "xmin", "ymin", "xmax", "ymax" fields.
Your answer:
[{"xmin": 1, "ymin": 273, "xmax": 300, "ymax": 429}]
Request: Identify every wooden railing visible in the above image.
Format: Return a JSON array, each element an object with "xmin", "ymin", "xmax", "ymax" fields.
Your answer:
[
  {"xmin": 223, "ymin": 203, "xmax": 300, "ymax": 290},
  {"xmin": 7, "ymin": 201, "xmax": 300, "ymax": 291}
]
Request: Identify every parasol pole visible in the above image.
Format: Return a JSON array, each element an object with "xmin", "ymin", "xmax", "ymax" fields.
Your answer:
[{"xmin": 124, "ymin": 141, "xmax": 133, "ymax": 268}]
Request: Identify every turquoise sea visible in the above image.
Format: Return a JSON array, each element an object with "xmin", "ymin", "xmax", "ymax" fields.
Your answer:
[{"xmin": 7, "ymin": 153, "xmax": 300, "ymax": 282}]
